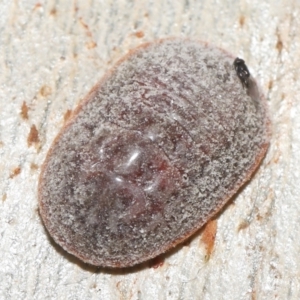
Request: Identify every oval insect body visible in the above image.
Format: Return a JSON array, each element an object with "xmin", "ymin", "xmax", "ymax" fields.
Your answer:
[{"xmin": 39, "ymin": 39, "xmax": 270, "ymax": 268}]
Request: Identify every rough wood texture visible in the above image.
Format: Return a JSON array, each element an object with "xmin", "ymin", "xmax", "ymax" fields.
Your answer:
[{"xmin": 0, "ymin": 1, "xmax": 298, "ymax": 299}]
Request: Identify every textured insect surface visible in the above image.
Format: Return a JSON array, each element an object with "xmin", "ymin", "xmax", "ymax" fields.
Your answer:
[
  {"xmin": 38, "ymin": 39, "xmax": 270, "ymax": 268},
  {"xmin": 233, "ymin": 57, "xmax": 251, "ymax": 88}
]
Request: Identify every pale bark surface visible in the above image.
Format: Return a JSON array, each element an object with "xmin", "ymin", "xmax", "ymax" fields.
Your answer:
[{"xmin": 0, "ymin": 1, "xmax": 298, "ymax": 299}]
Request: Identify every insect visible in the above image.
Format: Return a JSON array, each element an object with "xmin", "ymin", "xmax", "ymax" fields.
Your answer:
[
  {"xmin": 39, "ymin": 39, "xmax": 270, "ymax": 268},
  {"xmin": 233, "ymin": 57, "xmax": 250, "ymax": 88}
]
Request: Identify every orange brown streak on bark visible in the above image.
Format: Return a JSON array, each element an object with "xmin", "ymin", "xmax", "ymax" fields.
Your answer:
[
  {"xmin": 21, "ymin": 101, "xmax": 29, "ymax": 120},
  {"xmin": 10, "ymin": 167, "xmax": 21, "ymax": 179},
  {"xmin": 201, "ymin": 219, "xmax": 217, "ymax": 259},
  {"xmin": 27, "ymin": 125, "xmax": 40, "ymax": 147}
]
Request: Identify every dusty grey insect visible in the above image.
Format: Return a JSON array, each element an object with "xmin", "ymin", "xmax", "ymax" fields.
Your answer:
[
  {"xmin": 234, "ymin": 57, "xmax": 250, "ymax": 88},
  {"xmin": 39, "ymin": 39, "xmax": 270, "ymax": 268}
]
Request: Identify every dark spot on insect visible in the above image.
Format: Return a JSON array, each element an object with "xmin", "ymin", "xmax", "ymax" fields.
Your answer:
[
  {"xmin": 233, "ymin": 57, "xmax": 250, "ymax": 88},
  {"xmin": 217, "ymin": 73, "xmax": 230, "ymax": 84},
  {"xmin": 216, "ymin": 74, "xmax": 222, "ymax": 80}
]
